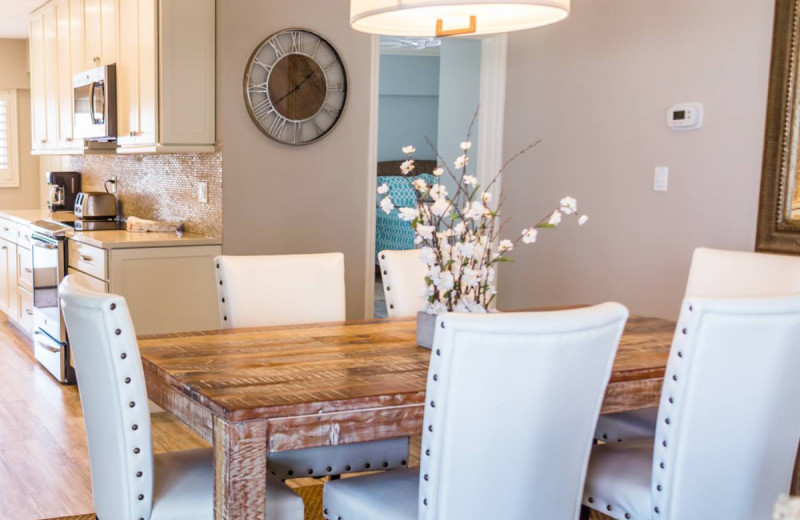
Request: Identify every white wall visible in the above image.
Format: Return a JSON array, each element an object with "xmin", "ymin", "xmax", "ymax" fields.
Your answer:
[
  {"xmin": 218, "ymin": 0, "xmax": 376, "ymax": 319},
  {"xmin": 378, "ymin": 54, "xmax": 439, "ymax": 162},
  {"xmin": 437, "ymin": 39, "xmax": 482, "ymax": 195},
  {"xmin": 496, "ymin": 0, "xmax": 775, "ymax": 319},
  {"xmin": 0, "ymin": 38, "xmax": 39, "ymax": 210}
]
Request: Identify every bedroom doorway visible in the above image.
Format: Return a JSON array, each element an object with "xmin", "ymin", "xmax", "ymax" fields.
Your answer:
[{"xmin": 366, "ymin": 34, "xmax": 508, "ymax": 319}]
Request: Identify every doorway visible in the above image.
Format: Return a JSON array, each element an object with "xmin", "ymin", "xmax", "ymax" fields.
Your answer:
[{"xmin": 364, "ymin": 34, "xmax": 508, "ymax": 319}]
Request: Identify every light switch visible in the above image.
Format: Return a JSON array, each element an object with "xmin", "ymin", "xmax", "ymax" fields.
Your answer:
[
  {"xmin": 198, "ymin": 182, "xmax": 208, "ymax": 203},
  {"xmin": 654, "ymin": 167, "xmax": 669, "ymax": 192}
]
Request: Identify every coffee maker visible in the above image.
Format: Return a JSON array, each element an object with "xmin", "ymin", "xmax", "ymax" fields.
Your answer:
[{"xmin": 46, "ymin": 171, "xmax": 81, "ymax": 212}]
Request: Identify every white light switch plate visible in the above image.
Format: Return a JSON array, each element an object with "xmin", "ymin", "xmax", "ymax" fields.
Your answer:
[
  {"xmin": 198, "ymin": 182, "xmax": 208, "ymax": 203},
  {"xmin": 654, "ymin": 167, "xmax": 669, "ymax": 192}
]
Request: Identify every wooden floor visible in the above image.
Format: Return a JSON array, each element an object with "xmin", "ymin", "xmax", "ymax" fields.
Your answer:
[
  {"xmin": 0, "ymin": 313, "xmax": 611, "ymax": 520},
  {"xmin": 0, "ymin": 314, "xmax": 209, "ymax": 520}
]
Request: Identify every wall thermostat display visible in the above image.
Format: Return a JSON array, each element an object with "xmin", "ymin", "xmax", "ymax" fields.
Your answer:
[{"xmin": 667, "ymin": 103, "xmax": 703, "ymax": 130}]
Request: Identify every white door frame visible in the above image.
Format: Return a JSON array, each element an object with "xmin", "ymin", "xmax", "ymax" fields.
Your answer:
[{"xmin": 362, "ymin": 34, "xmax": 508, "ymax": 319}]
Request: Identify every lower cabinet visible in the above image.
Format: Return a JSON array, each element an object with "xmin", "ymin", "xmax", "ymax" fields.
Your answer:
[
  {"xmin": 67, "ymin": 241, "xmax": 222, "ymax": 335},
  {"xmin": 17, "ymin": 289, "xmax": 34, "ymax": 334},
  {"xmin": 0, "ymin": 237, "xmax": 18, "ymax": 319}
]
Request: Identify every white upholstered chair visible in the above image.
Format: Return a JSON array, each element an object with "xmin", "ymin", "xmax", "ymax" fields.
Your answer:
[
  {"xmin": 582, "ymin": 295, "xmax": 800, "ymax": 520},
  {"xmin": 59, "ymin": 275, "xmax": 303, "ymax": 520},
  {"xmin": 214, "ymin": 253, "xmax": 410, "ymax": 480},
  {"xmin": 323, "ymin": 303, "xmax": 629, "ymax": 520},
  {"xmin": 378, "ymin": 250, "xmax": 428, "ymax": 318},
  {"xmin": 595, "ymin": 247, "xmax": 800, "ymax": 443}
]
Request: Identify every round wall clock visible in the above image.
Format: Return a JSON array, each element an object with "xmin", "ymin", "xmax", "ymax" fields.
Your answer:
[{"xmin": 243, "ymin": 29, "xmax": 348, "ymax": 145}]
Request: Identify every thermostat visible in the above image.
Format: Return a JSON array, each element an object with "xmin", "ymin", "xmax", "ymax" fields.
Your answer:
[{"xmin": 667, "ymin": 103, "xmax": 703, "ymax": 130}]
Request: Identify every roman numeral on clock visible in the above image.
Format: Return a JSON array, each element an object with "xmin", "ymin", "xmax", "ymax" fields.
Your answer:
[{"xmin": 251, "ymin": 98, "xmax": 274, "ymax": 121}]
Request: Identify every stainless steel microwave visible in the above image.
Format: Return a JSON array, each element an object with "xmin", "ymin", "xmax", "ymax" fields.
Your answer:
[{"xmin": 73, "ymin": 64, "xmax": 117, "ymax": 141}]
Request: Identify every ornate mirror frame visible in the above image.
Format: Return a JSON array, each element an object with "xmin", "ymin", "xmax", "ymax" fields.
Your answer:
[{"xmin": 757, "ymin": 0, "xmax": 800, "ymax": 254}]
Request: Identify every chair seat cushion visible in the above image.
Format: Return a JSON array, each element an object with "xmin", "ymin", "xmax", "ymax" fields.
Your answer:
[
  {"xmin": 323, "ymin": 467, "xmax": 419, "ymax": 520},
  {"xmin": 594, "ymin": 408, "xmax": 658, "ymax": 443},
  {"xmin": 268, "ymin": 438, "xmax": 410, "ymax": 479},
  {"xmin": 583, "ymin": 440, "xmax": 654, "ymax": 520},
  {"xmin": 152, "ymin": 448, "xmax": 304, "ymax": 520}
]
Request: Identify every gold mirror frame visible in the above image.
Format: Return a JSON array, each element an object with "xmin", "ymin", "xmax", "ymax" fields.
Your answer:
[{"xmin": 757, "ymin": 0, "xmax": 800, "ymax": 254}]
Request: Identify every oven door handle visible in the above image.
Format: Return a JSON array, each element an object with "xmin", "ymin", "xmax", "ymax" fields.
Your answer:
[
  {"xmin": 34, "ymin": 332, "xmax": 62, "ymax": 353},
  {"xmin": 32, "ymin": 241, "xmax": 58, "ymax": 250}
]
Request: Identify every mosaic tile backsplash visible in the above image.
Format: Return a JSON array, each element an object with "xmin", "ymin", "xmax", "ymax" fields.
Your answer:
[{"xmin": 63, "ymin": 153, "xmax": 223, "ymax": 237}]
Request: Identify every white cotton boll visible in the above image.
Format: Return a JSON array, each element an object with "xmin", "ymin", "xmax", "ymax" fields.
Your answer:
[
  {"xmin": 380, "ymin": 196, "xmax": 395, "ymax": 214},
  {"xmin": 578, "ymin": 215, "xmax": 589, "ymax": 226},
  {"xmin": 402, "ymin": 145, "xmax": 416, "ymax": 154}
]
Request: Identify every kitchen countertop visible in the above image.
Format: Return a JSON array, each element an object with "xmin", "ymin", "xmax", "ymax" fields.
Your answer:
[
  {"xmin": 67, "ymin": 229, "xmax": 222, "ymax": 249},
  {"xmin": 0, "ymin": 209, "xmax": 76, "ymax": 225},
  {"xmin": 0, "ymin": 209, "xmax": 221, "ymax": 249}
]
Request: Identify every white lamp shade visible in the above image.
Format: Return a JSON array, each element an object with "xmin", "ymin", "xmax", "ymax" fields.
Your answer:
[{"xmin": 350, "ymin": 0, "xmax": 570, "ymax": 37}]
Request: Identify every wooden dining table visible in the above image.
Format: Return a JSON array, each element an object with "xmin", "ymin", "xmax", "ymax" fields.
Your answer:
[{"xmin": 137, "ymin": 313, "xmax": 682, "ymax": 520}]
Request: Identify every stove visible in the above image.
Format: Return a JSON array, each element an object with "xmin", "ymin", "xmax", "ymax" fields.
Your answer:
[{"xmin": 72, "ymin": 219, "xmax": 126, "ymax": 231}]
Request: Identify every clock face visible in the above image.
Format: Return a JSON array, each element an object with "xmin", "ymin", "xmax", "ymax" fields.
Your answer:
[{"xmin": 244, "ymin": 29, "xmax": 348, "ymax": 145}]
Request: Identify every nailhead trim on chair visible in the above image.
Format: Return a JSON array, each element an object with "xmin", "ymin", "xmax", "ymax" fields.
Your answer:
[{"xmin": 583, "ymin": 302, "xmax": 694, "ymax": 520}]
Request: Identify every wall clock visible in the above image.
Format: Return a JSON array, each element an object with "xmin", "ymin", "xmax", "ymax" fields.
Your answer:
[{"xmin": 243, "ymin": 29, "xmax": 348, "ymax": 145}]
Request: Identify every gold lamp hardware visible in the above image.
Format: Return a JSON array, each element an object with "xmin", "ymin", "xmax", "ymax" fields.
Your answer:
[{"xmin": 435, "ymin": 15, "xmax": 477, "ymax": 37}]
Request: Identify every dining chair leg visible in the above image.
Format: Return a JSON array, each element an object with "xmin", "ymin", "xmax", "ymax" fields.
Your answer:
[{"xmin": 580, "ymin": 505, "xmax": 591, "ymax": 520}]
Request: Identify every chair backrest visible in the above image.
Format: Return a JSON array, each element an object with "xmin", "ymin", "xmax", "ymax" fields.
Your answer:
[
  {"xmin": 419, "ymin": 303, "xmax": 629, "ymax": 520},
  {"xmin": 59, "ymin": 275, "xmax": 153, "ymax": 520},
  {"xmin": 215, "ymin": 253, "xmax": 346, "ymax": 328},
  {"xmin": 685, "ymin": 248, "xmax": 800, "ymax": 298},
  {"xmin": 651, "ymin": 295, "xmax": 800, "ymax": 520},
  {"xmin": 378, "ymin": 249, "xmax": 427, "ymax": 318}
]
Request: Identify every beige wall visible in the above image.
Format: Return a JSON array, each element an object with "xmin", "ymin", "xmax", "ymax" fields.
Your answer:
[
  {"xmin": 497, "ymin": 0, "xmax": 775, "ymax": 319},
  {"xmin": 218, "ymin": 0, "xmax": 375, "ymax": 319},
  {"xmin": 0, "ymin": 38, "xmax": 39, "ymax": 210},
  {"xmin": 0, "ymin": 39, "xmax": 30, "ymax": 90}
]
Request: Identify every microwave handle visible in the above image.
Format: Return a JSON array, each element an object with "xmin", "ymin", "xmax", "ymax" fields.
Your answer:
[{"xmin": 89, "ymin": 81, "xmax": 97, "ymax": 124}]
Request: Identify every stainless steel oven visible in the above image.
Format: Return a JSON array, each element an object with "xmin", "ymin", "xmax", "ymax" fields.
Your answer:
[
  {"xmin": 73, "ymin": 64, "xmax": 117, "ymax": 141},
  {"xmin": 30, "ymin": 220, "xmax": 75, "ymax": 384}
]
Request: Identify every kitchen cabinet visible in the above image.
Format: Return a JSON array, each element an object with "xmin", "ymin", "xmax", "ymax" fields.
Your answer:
[
  {"xmin": 117, "ymin": 0, "xmax": 215, "ymax": 153},
  {"xmin": 80, "ymin": 0, "xmax": 118, "ymax": 70},
  {"xmin": 117, "ymin": 0, "xmax": 157, "ymax": 147},
  {"xmin": 0, "ymin": 216, "xmax": 36, "ymax": 337},
  {"xmin": 67, "ymin": 239, "xmax": 221, "ymax": 335},
  {"xmin": 56, "ymin": 0, "xmax": 80, "ymax": 150},
  {"xmin": 30, "ymin": 0, "xmax": 83, "ymax": 155},
  {"xmin": 29, "ymin": 14, "xmax": 48, "ymax": 151},
  {"xmin": 43, "ymin": 7, "xmax": 60, "ymax": 153},
  {"xmin": 0, "ymin": 237, "xmax": 18, "ymax": 320},
  {"xmin": 30, "ymin": 0, "xmax": 215, "ymax": 155}
]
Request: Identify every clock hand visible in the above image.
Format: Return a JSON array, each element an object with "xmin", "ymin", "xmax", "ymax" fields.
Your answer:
[{"xmin": 273, "ymin": 70, "xmax": 316, "ymax": 105}]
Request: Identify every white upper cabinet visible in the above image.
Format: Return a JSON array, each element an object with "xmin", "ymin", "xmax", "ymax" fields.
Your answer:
[
  {"xmin": 29, "ymin": 14, "xmax": 48, "ymax": 151},
  {"xmin": 56, "ymin": 0, "xmax": 81, "ymax": 150},
  {"xmin": 117, "ymin": 0, "xmax": 157, "ymax": 147},
  {"xmin": 80, "ymin": 0, "xmax": 117, "ymax": 70},
  {"xmin": 29, "ymin": 0, "xmax": 215, "ymax": 155},
  {"xmin": 117, "ymin": 0, "xmax": 215, "ymax": 153}
]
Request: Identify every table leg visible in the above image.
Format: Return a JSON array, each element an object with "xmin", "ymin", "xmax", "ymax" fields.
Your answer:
[{"xmin": 213, "ymin": 416, "xmax": 269, "ymax": 520}]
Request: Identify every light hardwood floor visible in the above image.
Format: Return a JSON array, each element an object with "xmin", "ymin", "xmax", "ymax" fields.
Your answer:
[{"xmin": 0, "ymin": 314, "xmax": 207, "ymax": 520}]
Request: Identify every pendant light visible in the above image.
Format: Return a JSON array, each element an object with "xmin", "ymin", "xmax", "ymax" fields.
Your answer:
[{"xmin": 350, "ymin": 0, "xmax": 570, "ymax": 37}]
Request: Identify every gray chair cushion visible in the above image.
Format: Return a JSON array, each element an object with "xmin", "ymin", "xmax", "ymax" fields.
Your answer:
[{"xmin": 323, "ymin": 467, "xmax": 418, "ymax": 520}]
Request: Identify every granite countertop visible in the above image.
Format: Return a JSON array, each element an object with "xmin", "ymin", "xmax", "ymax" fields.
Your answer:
[{"xmin": 67, "ymin": 229, "xmax": 222, "ymax": 249}]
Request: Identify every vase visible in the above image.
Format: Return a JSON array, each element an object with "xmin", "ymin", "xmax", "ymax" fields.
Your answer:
[{"xmin": 416, "ymin": 311, "xmax": 437, "ymax": 349}]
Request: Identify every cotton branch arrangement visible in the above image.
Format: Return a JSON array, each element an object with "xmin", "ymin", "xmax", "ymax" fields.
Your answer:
[{"xmin": 378, "ymin": 114, "xmax": 588, "ymax": 314}]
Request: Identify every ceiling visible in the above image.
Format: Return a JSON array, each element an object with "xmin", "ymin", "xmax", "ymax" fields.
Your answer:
[{"xmin": 0, "ymin": 0, "xmax": 43, "ymax": 39}]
